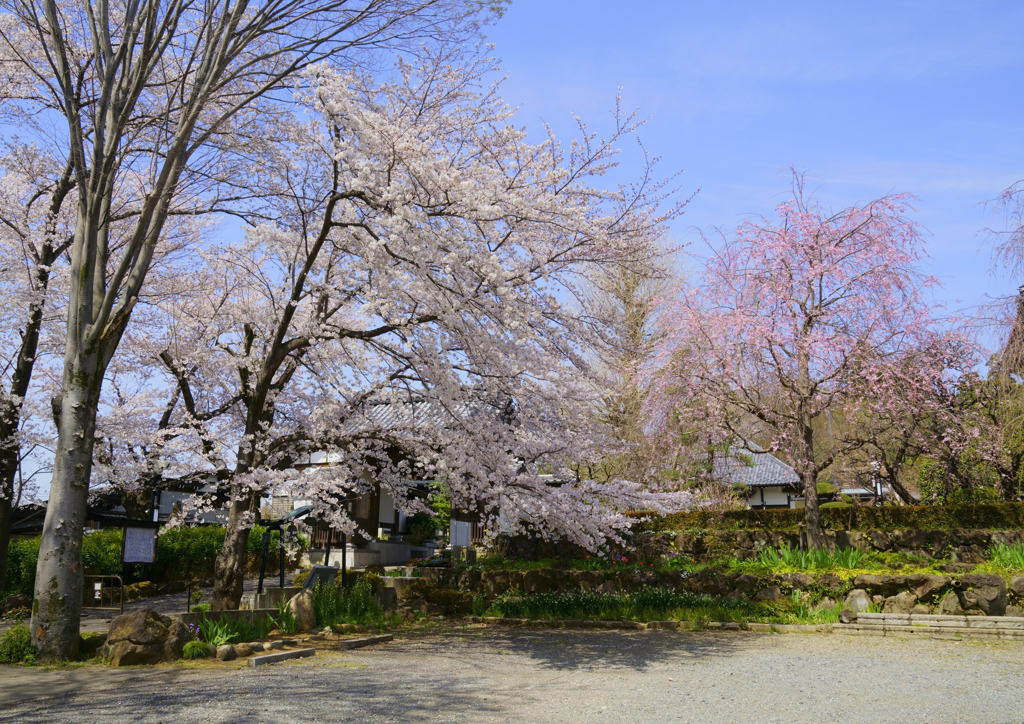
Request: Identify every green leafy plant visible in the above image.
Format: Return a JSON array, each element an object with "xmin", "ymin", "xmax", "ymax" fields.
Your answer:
[
  {"xmin": 198, "ymin": 615, "xmax": 239, "ymax": 646},
  {"xmin": 182, "ymin": 640, "xmax": 214, "ymax": 659},
  {"xmin": 2, "ymin": 605, "xmax": 30, "ymax": 622},
  {"xmin": 989, "ymin": 543, "xmax": 1024, "ymax": 570},
  {"xmin": 273, "ymin": 598, "xmax": 298, "ymax": 633},
  {"xmin": 471, "ymin": 594, "xmax": 487, "ymax": 616},
  {"xmin": 0, "ymin": 624, "xmax": 35, "ymax": 664},
  {"xmin": 312, "ymin": 577, "xmax": 385, "ymax": 627},
  {"xmin": 192, "ymin": 603, "xmax": 211, "ymax": 613}
]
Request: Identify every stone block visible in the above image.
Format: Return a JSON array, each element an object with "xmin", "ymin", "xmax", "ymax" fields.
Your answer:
[
  {"xmin": 907, "ymin": 574, "xmax": 951, "ymax": 601},
  {"xmin": 249, "ymin": 648, "xmax": 316, "ymax": 667},
  {"xmin": 909, "ymin": 614, "xmax": 968, "ymax": 627},
  {"xmin": 957, "ymin": 574, "xmax": 1007, "ymax": 617},
  {"xmin": 844, "ymin": 589, "xmax": 872, "ymax": 614},
  {"xmin": 523, "ymin": 569, "xmax": 554, "ymax": 594},
  {"xmin": 1009, "ymin": 576, "xmax": 1024, "ymax": 598},
  {"xmin": 937, "ymin": 591, "xmax": 964, "ymax": 616},
  {"xmin": 780, "ymin": 572, "xmax": 814, "ymax": 591}
]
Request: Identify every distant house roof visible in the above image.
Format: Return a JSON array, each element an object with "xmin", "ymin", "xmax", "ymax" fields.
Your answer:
[{"xmin": 712, "ymin": 445, "xmax": 801, "ymax": 489}]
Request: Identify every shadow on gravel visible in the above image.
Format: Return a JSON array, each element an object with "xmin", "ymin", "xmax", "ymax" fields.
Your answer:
[{"xmin": 400, "ymin": 625, "xmax": 748, "ymax": 673}]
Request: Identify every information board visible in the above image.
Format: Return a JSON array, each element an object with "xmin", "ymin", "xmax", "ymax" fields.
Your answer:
[{"xmin": 122, "ymin": 526, "xmax": 158, "ymax": 564}]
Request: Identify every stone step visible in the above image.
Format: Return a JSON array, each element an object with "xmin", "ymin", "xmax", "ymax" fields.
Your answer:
[
  {"xmin": 337, "ymin": 634, "xmax": 394, "ymax": 651},
  {"xmin": 836, "ymin": 624, "xmax": 1024, "ymax": 640},
  {"xmin": 249, "ymin": 648, "xmax": 316, "ymax": 667}
]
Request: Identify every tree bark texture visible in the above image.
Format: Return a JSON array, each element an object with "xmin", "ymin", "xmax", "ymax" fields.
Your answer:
[{"xmin": 212, "ymin": 493, "xmax": 257, "ymax": 610}]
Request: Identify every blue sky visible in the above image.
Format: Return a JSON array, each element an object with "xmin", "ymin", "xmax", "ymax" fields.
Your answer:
[{"xmin": 484, "ymin": 0, "xmax": 1024, "ymax": 318}]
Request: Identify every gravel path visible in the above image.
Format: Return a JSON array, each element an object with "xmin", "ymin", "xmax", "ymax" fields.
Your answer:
[{"xmin": 3, "ymin": 626, "xmax": 1023, "ymax": 723}]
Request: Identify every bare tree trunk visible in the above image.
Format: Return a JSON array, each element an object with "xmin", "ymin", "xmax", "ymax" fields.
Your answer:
[
  {"xmin": 801, "ymin": 469, "xmax": 825, "ymax": 549},
  {"xmin": 212, "ymin": 492, "xmax": 257, "ymax": 610},
  {"xmin": 30, "ymin": 377, "xmax": 101, "ymax": 660}
]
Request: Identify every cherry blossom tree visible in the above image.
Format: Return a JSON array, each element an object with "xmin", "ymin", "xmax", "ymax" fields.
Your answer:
[
  {"xmin": 115, "ymin": 48, "xmax": 691, "ymax": 609},
  {"xmin": 0, "ymin": 0, "xmax": 503, "ymax": 660},
  {"xmin": 0, "ymin": 143, "xmax": 76, "ymax": 595},
  {"xmin": 646, "ymin": 172, "xmax": 958, "ymax": 547}
]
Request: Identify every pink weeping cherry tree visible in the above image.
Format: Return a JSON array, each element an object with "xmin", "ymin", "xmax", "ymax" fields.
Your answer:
[{"xmin": 646, "ymin": 171, "xmax": 967, "ymax": 547}]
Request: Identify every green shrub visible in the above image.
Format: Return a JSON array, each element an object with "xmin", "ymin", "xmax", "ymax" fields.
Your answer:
[
  {"xmin": 292, "ymin": 569, "xmax": 313, "ymax": 587},
  {"xmin": 6, "ymin": 525, "xmax": 309, "ymax": 595},
  {"xmin": 819, "ymin": 502, "xmax": 851, "ymax": 509},
  {"xmin": 182, "ymin": 641, "xmax": 214, "ymax": 659},
  {"xmin": 192, "ymin": 603, "xmax": 211, "ymax": 613},
  {"xmin": 0, "ymin": 624, "xmax": 34, "ymax": 664},
  {"xmin": 634, "ymin": 502, "xmax": 1024, "ymax": 532},
  {"xmin": 311, "ymin": 577, "xmax": 383, "ymax": 627},
  {"xmin": 816, "ymin": 482, "xmax": 838, "ymax": 497}
]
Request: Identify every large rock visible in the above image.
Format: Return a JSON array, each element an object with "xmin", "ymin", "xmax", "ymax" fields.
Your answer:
[
  {"xmin": 950, "ymin": 545, "xmax": 987, "ymax": 564},
  {"xmin": 235, "ymin": 643, "xmax": 253, "ymax": 658},
  {"xmin": 108, "ymin": 608, "xmax": 172, "ymax": 647},
  {"xmin": 957, "ymin": 574, "xmax": 1007, "ymax": 616},
  {"xmin": 596, "ymin": 580, "xmax": 617, "ymax": 595},
  {"xmin": 780, "ymin": 573, "xmax": 814, "ymax": 591},
  {"xmin": 79, "ymin": 633, "xmax": 107, "ymax": 659},
  {"xmin": 844, "ymin": 589, "xmax": 873, "ymax": 614},
  {"xmin": 733, "ymin": 574, "xmax": 759, "ymax": 595},
  {"xmin": 457, "ymin": 569, "xmax": 481, "ymax": 591},
  {"xmin": 572, "ymin": 571, "xmax": 605, "ymax": 592},
  {"xmin": 852, "ymin": 574, "xmax": 906, "ymax": 598},
  {"xmin": 754, "ymin": 585, "xmax": 782, "ymax": 602},
  {"xmin": 907, "ymin": 574, "xmax": 950, "ymax": 601},
  {"xmin": 1009, "ymin": 576, "xmax": 1024, "ymax": 598},
  {"xmin": 522, "ymin": 570, "xmax": 554, "ymax": 594},
  {"xmin": 816, "ymin": 574, "xmax": 844, "ymax": 593},
  {"xmin": 883, "ymin": 591, "xmax": 918, "ymax": 614},
  {"xmin": 216, "ymin": 644, "xmax": 237, "ymax": 661},
  {"xmin": 937, "ymin": 591, "xmax": 964, "ymax": 615},
  {"xmin": 105, "ymin": 608, "xmax": 191, "ymax": 666},
  {"xmin": 1006, "ymin": 605, "xmax": 1023, "ymax": 618},
  {"xmin": 288, "ymin": 589, "xmax": 317, "ymax": 632},
  {"xmin": 4, "ymin": 593, "xmax": 31, "ymax": 611},
  {"xmin": 482, "ymin": 570, "xmax": 510, "ymax": 598}
]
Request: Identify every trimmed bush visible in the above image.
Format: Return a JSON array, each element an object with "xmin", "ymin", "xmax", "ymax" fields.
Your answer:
[
  {"xmin": 183, "ymin": 640, "xmax": 215, "ymax": 659},
  {"xmin": 5, "ymin": 525, "xmax": 309, "ymax": 595},
  {"xmin": 634, "ymin": 502, "xmax": 1024, "ymax": 533},
  {"xmin": 0, "ymin": 624, "xmax": 34, "ymax": 664}
]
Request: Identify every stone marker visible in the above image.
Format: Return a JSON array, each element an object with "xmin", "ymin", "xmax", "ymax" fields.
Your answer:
[
  {"xmin": 288, "ymin": 589, "xmax": 317, "ymax": 632},
  {"xmin": 249, "ymin": 648, "xmax": 316, "ymax": 667}
]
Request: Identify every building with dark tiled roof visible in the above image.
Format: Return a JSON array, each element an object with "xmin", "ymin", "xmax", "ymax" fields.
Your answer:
[{"xmin": 713, "ymin": 444, "xmax": 803, "ymax": 510}]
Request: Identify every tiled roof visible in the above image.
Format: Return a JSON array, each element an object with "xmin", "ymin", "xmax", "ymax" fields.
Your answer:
[
  {"xmin": 339, "ymin": 397, "xmax": 491, "ymax": 435},
  {"xmin": 712, "ymin": 445, "xmax": 801, "ymax": 488}
]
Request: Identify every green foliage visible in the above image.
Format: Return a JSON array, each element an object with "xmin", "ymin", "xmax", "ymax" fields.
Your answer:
[
  {"xmin": 273, "ymin": 598, "xmax": 298, "ymax": 634},
  {"xmin": 916, "ymin": 458, "xmax": 1003, "ymax": 506},
  {"xmin": 989, "ymin": 543, "xmax": 1024, "ymax": 570},
  {"xmin": 491, "ymin": 587, "xmax": 753, "ymax": 622},
  {"xmin": 816, "ymin": 482, "xmax": 838, "ymax": 497},
  {"xmin": 182, "ymin": 641, "xmax": 214, "ymax": 659},
  {"xmin": 5, "ymin": 525, "xmax": 309, "ymax": 596},
  {"xmin": 429, "ymin": 484, "xmax": 451, "ymax": 542},
  {"xmin": 292, "ymin": 569, "xmax": 312, "ymax": 587},
  {"xmin": 192, "ymin": 603, "xmax": 211, "ymax": 613},
  {"xmin": 635, "ymin": 502, "xmax": 1024, "ymax": 532},
  {"xmin": 471, "ymin": 594, "xmax": 487, "ymax": 616},
  {"xmin": 196, "ymin": 614, "xmax": 273, "ymax": 645},
  {"xmin": 3, "ymin": 537, "xmax": 40, "ymax": 596},
  {"xmin": 311, "ymin": 577, "xmax": 383, "ymax": 627},
  {"xmin": 819, "ymin": 502, "xmax": 851, "ymax": 509},
  {"xmin": 757, "ymin": 544, "xmax": 865, "ymax": 572},
  {"xmin": 198, "ymin": 615, "xmax": 239, "ymax": 646},
  {"xmin": 408, "ymin": 512, "xmax": 436, "ymax": 546},
  {"xmin": 789, "ymin": 591, "xmax": 840, "ymax": 624},
  {"xmin": 0, "ymin": 624, "xmax": 34, "ymax": 664}
]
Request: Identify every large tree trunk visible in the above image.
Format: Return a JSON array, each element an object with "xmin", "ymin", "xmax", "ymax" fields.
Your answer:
[
  {"xmin": 29, "ymin": 378, "xmax": 101, "ymax": 660},
  {"xmin": 212, "ymin": 492, "xmax": 258, "ymax": 610},
  {"xmin": 801, "ymin": 470, "xmax": 825, "ymax": 549}
]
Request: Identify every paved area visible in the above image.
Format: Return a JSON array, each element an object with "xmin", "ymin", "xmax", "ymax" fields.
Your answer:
[{"xmin": 2, "ymin": 626, "xmax": 1023, "ymax": 723}]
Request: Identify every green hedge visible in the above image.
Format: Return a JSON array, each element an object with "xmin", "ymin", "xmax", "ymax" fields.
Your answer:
[
  {"xmin": 5, "ymin": 525, "xmax": 307, "ymax": 596},
  {"xmin": 634, "ymin": 502, "xmax": 1024, "ymax": 533}
]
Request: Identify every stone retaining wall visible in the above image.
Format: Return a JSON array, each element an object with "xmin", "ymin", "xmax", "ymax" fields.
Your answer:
[{"xmin": 418, "ymin": 565, "xmax": 1024, "ymax": 618}]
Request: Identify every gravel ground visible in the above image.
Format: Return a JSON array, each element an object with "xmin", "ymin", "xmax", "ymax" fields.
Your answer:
[{"xmin": 3, "ymin": 626, "xmax": 1023, "ymax": 723}]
